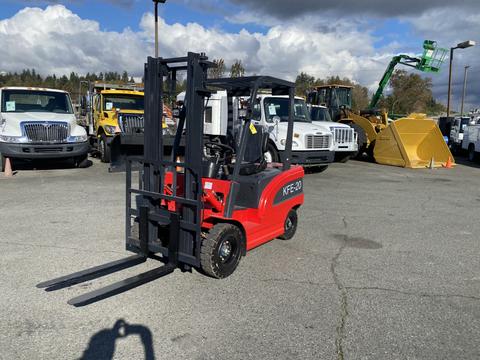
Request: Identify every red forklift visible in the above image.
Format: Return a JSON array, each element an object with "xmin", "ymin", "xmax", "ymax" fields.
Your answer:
[{"xmin": 37, "ymin": 53, "xmax": 304, "ymax": 307}]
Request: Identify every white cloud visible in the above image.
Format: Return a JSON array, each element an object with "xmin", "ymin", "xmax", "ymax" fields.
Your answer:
[
  {"xmin": 0, "ymin": 5, "xmax": 397, "ymax": 96},
  {"xmin": 405, "ymin": 8, "xmax": 480, "ymax": 110}
]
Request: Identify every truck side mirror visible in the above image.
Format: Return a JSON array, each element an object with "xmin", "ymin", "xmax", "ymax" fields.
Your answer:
[
  {"xmin": 80, "ymin": 96, "xmax": 87, "ymax": 116},
  {"xmin": 272, "ymin": 115, "xmax": 281, "ymax": 125}
]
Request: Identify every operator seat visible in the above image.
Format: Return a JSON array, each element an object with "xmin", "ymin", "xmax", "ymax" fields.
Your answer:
[{"xmin": 235, "ymin": 125, "xmax": 280, "ymax": 209}]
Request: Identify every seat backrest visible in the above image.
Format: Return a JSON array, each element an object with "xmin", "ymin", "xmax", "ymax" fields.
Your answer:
[{"xmin": 243, "ymin": 124, "xmax": 265, "ymax": 163}]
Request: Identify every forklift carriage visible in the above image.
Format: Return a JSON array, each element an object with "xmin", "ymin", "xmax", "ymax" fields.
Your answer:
[{"xmin": 37, "ymin": 53, "xmax": 304, "ymax": 307}]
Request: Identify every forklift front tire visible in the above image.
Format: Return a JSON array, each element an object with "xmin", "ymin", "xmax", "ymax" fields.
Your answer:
[
  {"xmin": 279, "ymin": 209, "xmax": 298, "ymax": 240},
  {"xmin": 200, "ymin": 223, "xmax": 243, "ymax": 279}
]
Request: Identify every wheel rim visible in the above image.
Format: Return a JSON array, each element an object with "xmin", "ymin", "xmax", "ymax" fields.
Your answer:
[
  {"xmin": 218, "ymin": 238, "xmax": 234, "ymax": 263},
  {"xmin": 285, "ymin": 216, "xmax": 293, "ymax": 232},
  {"xmin": 264, "ymin": 151, "xmax": 273, "ymax": 163}
]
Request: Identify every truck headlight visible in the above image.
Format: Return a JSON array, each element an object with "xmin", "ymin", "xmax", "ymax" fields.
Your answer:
[
  {"xmin": 67, "ymin": 134, "xmax": 88, "ymax": 143},
  {"xmin": 0, "ymin": 135, "xmax": 28, "ymax": 143},
  {"xmin": 104, "ymin": 125, "xmax": 118, "ymax": 135},
  {"xmin": 280, "ymin": 139, "xmax": 299, "ymax": 147}
]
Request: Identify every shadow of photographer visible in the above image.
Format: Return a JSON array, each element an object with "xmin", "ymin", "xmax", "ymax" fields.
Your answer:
[{"xmin": 79, "ymin": 319, "xmax": 155, "ymax": 360}]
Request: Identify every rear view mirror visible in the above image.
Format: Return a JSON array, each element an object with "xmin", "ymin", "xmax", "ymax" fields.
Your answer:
[{"xmin": 80, "ymin": 96, "xmax": 87, "ymax": 116}]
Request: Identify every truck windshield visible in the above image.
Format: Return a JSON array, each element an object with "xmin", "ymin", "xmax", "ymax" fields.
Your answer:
[
  {"xmin": 1, "ymin": 89, "xmax": 73, "ymax": 114},
  {"xmin": 103, "ymin": 95, "xmax": 144, "ymax": 111},
  {"xmin": 310, "ymin": 107, "xmax": 332, "ymax": 122},
  {"xmin": 264, "ymin": 98, "xmax": 311, "ymax": 123}
]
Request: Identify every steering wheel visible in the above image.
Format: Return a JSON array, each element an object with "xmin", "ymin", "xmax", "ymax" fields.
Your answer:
[{"xmin": 204, "ymin": 142, "xmax": 234, "ymax": 163}]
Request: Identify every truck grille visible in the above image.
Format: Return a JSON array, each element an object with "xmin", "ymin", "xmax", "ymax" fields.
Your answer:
[
  {"xmin": 305, "ymin": 134, "xmax": 331, "ymax": 149},
  {"xmin": 119, "ymin": 114, "xmax": 144, "ymax": 134},
  {"xmin": 23, "ymin": 122, "xmax": 69, "ymax": 143},
  {"xmin": 333, "ymin": 127, "xmax": 354, "ymax": 144}
]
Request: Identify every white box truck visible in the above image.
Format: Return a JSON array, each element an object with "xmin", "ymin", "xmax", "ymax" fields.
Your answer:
[
  {"xmin": 0, "ymin": 87, "xmax": 89, "ymax": 170},
  {"xmin": 179, "ymin": 91, "xmax": 335, "ymax": 170}
]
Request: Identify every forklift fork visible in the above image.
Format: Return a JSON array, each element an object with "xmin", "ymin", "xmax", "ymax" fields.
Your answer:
[{"xmin": 37, "ymin": 207, "xmax": 181, "ymax": 307}]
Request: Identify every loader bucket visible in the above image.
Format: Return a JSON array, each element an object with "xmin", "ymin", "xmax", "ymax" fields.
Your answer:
[
  {"xmin": 373, "ymin": 115, "xmax": 454, "ymax": 168},
  {"xmin": 109, "ymin": 135, "xmax": 143, "ymax": 172}
]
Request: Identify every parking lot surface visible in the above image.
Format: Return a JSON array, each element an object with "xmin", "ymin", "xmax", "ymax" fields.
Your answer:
[{"xmin": 0, "ymin": 159, "xmax": 479, "ymax": 360}]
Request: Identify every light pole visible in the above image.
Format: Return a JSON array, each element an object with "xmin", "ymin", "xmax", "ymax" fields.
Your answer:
[
  {"xmin": 461, "ymin": 65, "xmax": 470, "ymax": 117},
  {"xmin": 153, "ymin": 0, "xmax": 167, "ymax": 58},
  {"xmin": 447, "ymin": 40, "xmax": 475, "ymax": 117}
]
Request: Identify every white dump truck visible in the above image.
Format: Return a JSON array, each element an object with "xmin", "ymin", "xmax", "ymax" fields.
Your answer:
[
  {"xmin": 0, "ymin": 87, "xmax": 89, "ymax": 170},
  {"xmin": 181, "ymin": 91, "xmax": 335, "ymax": 169},
  {"xmin": 309, "ymin": 104, "xmax": 357, "ymax": 162}
]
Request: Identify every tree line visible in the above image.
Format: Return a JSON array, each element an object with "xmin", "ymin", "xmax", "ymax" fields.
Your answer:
[
  {"xmin": 294, "ymin": 70, "xmax": 446, "ymax": 115},
  {"xmin": 1, "ymin": 63, "xmax": 446, "ymax": 115}
]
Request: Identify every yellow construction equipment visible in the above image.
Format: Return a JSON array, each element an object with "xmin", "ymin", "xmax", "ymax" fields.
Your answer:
[
  {"xmin": 306, "ymin": 40, "xmax": 454, "ymax": 169},
  {"xmin": 373, "ymin": 114, "xmax": 453, "ymax": 168}
]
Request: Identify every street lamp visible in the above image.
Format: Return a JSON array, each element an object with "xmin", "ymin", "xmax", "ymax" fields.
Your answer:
[
  {"xmin": 447, "ymin": 40, "xmax": 475, "ymax": 117},
  {"xmin": 152, "ymin": 0, "xmax": 167, "ymax": 58},
  {"xmin": 461, "ymin": 65, "xmax": 470, "ymax": 117}
]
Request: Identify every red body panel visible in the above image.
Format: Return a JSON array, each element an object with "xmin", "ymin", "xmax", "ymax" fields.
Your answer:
[{"xmin": 163, "ymin": 165, "xmax": 304, "ymax": 252}]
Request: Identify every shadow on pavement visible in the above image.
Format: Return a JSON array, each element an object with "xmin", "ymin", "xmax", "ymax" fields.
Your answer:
[{"xmin": 79, "ymin": 319, "xmax": 155, "ymax": 360}]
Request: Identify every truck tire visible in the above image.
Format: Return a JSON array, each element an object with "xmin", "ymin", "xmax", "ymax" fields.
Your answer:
[
  {"xmin": 279, "ymin": 209, "xmax": 298, "ymax": 240},
  {"xmin": 350, "ymin": 124, "xmax": 367, "ymax": 159},
  {"xmin": 0, "ymin": 153, "xmax": 5, "ymax": 172},
  {"xmin": 73, "ymin": 154, "xmax": 89, "ymax": 168},
  {"xmin": 99, "ymin": 134, "xmax": 111, "ymax": 163},
  {"xmin": 265, "ymin": 142, "xmax": 279, "ymax": 163},
  {"xmin": 200, "ymin": 223, "xmax": 243, "ymax": 279},
  {"xmin": 468, "ymin": 144, "xmax": 477, "ymax": 162}
]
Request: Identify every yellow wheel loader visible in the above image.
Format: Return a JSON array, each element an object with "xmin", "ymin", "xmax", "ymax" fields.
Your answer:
[{"xmin": 307, "ymin": 40, "xmax": 454, "ymax": 168}]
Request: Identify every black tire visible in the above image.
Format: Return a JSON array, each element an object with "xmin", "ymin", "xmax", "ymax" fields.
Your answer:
[
  {"xmin": 0, "ymin": 153, "xmax": 5, "ymax": 172},
  {"xmin": 350, "ymin": 124, "xmax": 367, "ymax": 159},
  {"xmin": 279, "ymin": 209, "xmax": 298, "ymax": 240},
  {"xmin": 99, "ymin": 134, "xmax": 111, "ymax": 163},
  {"xmin": 73, "ymin": 154, "xmax": 89, "ymax": 168},
  {"xmin": 335, "ymin": 153, "xmax": 351, "ymax": 163},
  {"xmin": 265, "ymin": 142, "xmax": 279, "ymax": 163},
  {"xmin": 200, "ymin": 223, "xmax": 243, "ymax": 279},
  {"xmin": 468, "ymin": 144, "xmax": 477, "ymax": 162}
]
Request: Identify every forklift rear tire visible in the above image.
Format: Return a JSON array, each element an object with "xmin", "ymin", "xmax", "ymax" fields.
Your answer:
[
  {"xmin": 200, "ymin": 223, "xmax": 243, "ymax": 279},
  {"xmin": 279, "ymin": 209, "xmax": 298, "ymax": 240},
  {"xmin": 99, "ymin": 134, "xmax": 111, "ymax": 163}
]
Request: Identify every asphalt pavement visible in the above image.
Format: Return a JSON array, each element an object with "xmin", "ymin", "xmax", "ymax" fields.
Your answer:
[{"xmin": 0, "ymin": 158, "xmax": 479, "ymax": 360}]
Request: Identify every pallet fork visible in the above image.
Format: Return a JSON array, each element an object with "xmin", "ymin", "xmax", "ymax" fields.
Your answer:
[{"xmin": 38, "ymin": 53, "xmax": 304, "ymax": 307}]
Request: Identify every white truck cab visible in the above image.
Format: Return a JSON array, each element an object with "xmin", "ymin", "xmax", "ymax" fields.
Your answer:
[
  {"xmin": 177, "ymin": 92, "xmax": 335, "ymax": 167},
  {"xmin": 0, "ymin": 87, "xmax": 89, "ymax": 170},
  {"xmin": 462, "ymin": 117, "xmax": 480, "ymax": 162},
  {"xmin": 450, "ymin": 116, "xmax": 472, "ymax": 153},
  {"xmin": 309, "ymin": 104, "xmax": 357, "ymax": 162},
  {"xmin": 251, "ymin": 95, "xmax": 334, "ymax": 167}
]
